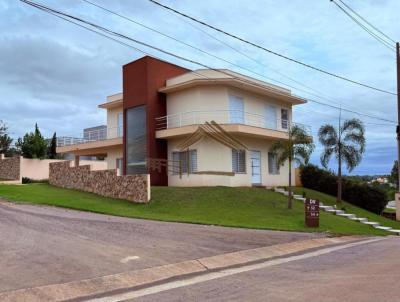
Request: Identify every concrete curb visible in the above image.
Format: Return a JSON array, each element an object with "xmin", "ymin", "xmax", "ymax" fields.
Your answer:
[{"xmin": 0, "ymin": 236, "xmax": 366, "ymax": 302}]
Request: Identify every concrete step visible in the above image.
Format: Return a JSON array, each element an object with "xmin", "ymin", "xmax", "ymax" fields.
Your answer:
[
  {"xmin": 321, "ymin": 205, "xmax": 334, "ymax": 210},
  {"xmin": 361, "ymin": 221, "xmax": 380, "ymax": 227},
  {"xmin": 350, "ymin": 217, "xmax": 368, "ymax": 222},
  {"xmin": 293, "ymin": 195, "xmax": 303, "ymax": 199},
  {"xmin": 325, "ymin": 209, "xmax": 336, "ymax": 213},
  {"xmin": 388, "ymin": 229, "xmax": 400, "ymax": 235},
  {"xmin": 337, "ymin": 213, "xmax": 356, "ymax": 219},
  {"xmin": 274, "ymin": 188, "xmax": 285, "ymax": 193},
  {"xmin": 334, "ymin": 210, "xmax": 345, "ymax": 215},
  {"xmin": 373, "ymin": 225, "xmax": 392, "ymax": 231}
]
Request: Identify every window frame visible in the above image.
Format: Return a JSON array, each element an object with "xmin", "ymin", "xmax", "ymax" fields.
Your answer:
[
  {"xmin": 232, "ymin": 149, "xmax": 246, "ymax": 174},
  {"xmin": 172, "ymin": 149, "xmax": 198, "ymax": 175},
  {"xmin": 281, "ymin": 108, "xmax": 289, "ymax": 130}
]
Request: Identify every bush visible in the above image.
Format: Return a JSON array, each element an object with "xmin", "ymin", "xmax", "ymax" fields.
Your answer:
[
  {"xmin": 300, "ymin": 164, "xmax": 387, "ymax": 214},
  {"xmin": 21, "ymin": 177, "xmax": 48, "ymax": 184},
  {"xmin": 22, "ymin": 177, "xmax": 32, "ymax": 184}
]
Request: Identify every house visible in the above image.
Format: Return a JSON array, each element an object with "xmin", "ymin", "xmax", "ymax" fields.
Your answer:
[{"xmin": 56, "ymin": 56, "xmax": 309, "ymax": 187}]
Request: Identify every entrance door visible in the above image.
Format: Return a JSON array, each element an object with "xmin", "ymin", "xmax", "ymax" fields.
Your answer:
[{"xmin": 251, "ymin": 151, "xmax": 261, "ymax": 185}]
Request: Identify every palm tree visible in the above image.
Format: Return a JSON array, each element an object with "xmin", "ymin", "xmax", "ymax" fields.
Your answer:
[
  {"xmin": 270, "ymin": 124, "xmax": 314, "ymax": 209},
  {"xmin": 318, "ymin": 118, "xmax": 365, "ymax": 204}
]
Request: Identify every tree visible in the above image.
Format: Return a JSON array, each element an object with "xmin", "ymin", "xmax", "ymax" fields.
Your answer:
[
  {"xmin": 47, "ymin": 132, "xmax": 57, "ymax": 159},
  {"xmin": 390, "ymin": 160, "xmax": 398, "ymax": 188},
  {"xmin": 16, "ymin": 123, "xmax": 48, "ymax": 159},
  {"xmin": 270, "ymin": 124, "xmax": 315, "ymax": 209},
  {"xmin": 318, "ymin": 118, "xmax": 365, "ymax": 204},
  {"xmin": 0, "ymin": 120, "xmax": 13, "ymax": 155}
]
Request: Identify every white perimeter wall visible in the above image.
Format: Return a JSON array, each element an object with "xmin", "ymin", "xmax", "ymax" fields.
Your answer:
[{"xmin": 21, "ymin": 158, "xmax": 107, "ymax": 180}]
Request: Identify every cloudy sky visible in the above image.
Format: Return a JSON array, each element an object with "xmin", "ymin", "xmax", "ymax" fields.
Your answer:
[{"xmin": 1, "ymin": 0, "xmax": 399, "ymax": 175}]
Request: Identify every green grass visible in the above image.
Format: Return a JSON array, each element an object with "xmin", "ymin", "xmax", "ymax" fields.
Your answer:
[
  {"xmin": 293, "ymin": 187, "xmax": 400, "ymax": 230},
  {"xmin": 0, "ymin": 183, "xmax": 390, "ymax": 235}
]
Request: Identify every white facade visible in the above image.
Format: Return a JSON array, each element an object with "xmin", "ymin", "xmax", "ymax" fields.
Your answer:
[{"xmin": 161, "ymin": 69, "xmax": 306, "ymax": 187}]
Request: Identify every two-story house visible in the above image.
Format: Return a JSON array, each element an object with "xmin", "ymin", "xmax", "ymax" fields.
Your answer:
[{"xmin": 56, "ymin": 56, "xmax": 309, "ymax": 187}]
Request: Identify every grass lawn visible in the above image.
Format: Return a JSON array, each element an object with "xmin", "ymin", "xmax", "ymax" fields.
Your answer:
[
  {"xmin": 0, "ymin": 183, "xmax": 391, "ymax": 235},
  {"xmin": 292, "ymin": 187, "xmax": 400, "ymax": 230}
]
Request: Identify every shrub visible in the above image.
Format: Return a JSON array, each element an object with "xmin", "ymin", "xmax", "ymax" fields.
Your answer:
[
  {"xmin": 300, "ymin": 164, "xmax": 387, "ymax": 214},
  {"xmin": 21, "ymin": 177, "xmax": 48, "ymax": 184},
  {"xmin": 22, "ymin": 177, "xmax": 32, "ymax": 184}
]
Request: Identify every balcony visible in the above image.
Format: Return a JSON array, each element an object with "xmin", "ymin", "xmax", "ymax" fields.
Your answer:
[
  {"xmin": 56, "ymin": 126, "xmax": 123, "ymax": 155},
  {"xmin": 155, "ymin": 110, "xmax": 310, "ymax": 140}
]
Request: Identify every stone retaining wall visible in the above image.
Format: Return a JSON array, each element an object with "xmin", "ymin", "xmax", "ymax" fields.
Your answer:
[
  {"xmin": 0, "ymin": 154, "xmax": 21, "ymax": 181},
  {"xmin": 49, "ymin": 161, "xmax": 150, "ymax": 203}
]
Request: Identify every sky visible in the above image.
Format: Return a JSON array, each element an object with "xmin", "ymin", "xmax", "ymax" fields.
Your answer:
[{"xmin": 1, "ymin": 0, "xmax": 399, "ymax": 175}]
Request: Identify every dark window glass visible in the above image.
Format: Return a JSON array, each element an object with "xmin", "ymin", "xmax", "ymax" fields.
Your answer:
[
  {"xmin": 126, "ymin": 105, "xmax": 147, "ymax": 174},
  {"xmin": 268, "ymin": 152, "xmax": 280, "ymax": 175},
  {"xmin": 172, "ymin": 150, "xmax": 197, "ymax": 175},
  {"xmin": 232, "ymin": 149, "xmax": 246, "ymax": 173},
  {"xmin": 281, "ymin": 109, "xmax": 289, "ymax": 129}
]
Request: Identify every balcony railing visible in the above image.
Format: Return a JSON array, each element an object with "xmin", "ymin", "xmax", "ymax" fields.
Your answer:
[
  {"xmin": 155, "ymin": 110, "xmax": 311, "ymax": 135},
  {"xmin": 57, "ymin": 126, "xmax": 122, "ymax": 147}
]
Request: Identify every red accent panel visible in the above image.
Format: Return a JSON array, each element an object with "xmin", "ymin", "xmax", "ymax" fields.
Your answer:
[{"xmin": 123, "ymin": 56, "xmax": 189, "ymax": 186}]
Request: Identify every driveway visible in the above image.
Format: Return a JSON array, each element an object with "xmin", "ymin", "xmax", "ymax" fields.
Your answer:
[{"xmin": 0, "ymin": 200, "xmax": 323, "ymax": 292}]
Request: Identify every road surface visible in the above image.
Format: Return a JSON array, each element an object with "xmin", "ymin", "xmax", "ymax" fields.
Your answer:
[{"xmin": 0, "ymin": 200, "xmax": 321, "ymax": 293}]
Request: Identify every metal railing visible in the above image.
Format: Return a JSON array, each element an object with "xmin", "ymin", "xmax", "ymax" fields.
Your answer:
[
  {"xmin": 57, "ymin": 126, "xmax": 123, "ymax": 147},
  {"xmin": 155, "ymin": 110, "xmax": 311, "ymax": 135}
]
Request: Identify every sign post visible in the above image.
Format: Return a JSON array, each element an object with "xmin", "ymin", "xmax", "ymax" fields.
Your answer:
[{"xmin": 305, "ymin": 198, "xmax": 320, "ymax": 227}]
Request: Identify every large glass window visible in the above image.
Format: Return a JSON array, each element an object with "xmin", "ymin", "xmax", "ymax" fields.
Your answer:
[
  {"xmin": 172, "ymin": 150, "xmax": 197, "ymax": 175},
  {"xmin": 232, "ymin": 149, "xmax": 246, "ymax": 173},
  {"xmin": 268, "ymin": 152, "xmax": 280, "ymax": 175},
  {"xmin": 126, "ymin": 105, "xmax": 147, "ymax": 174}
]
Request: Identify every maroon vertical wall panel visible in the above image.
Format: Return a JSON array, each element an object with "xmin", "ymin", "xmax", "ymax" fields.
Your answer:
[{"xmin": 122, "ymin": 56, "xmax": 189, "ymax": 185}]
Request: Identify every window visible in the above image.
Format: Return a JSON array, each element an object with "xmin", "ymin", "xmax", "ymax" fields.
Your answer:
[
  {"xmin": 126, "ymin": 105, "xmax": 147, "ymax": 174},
  {"xmin": 229, "ymin": 95, "xmax": 244, "ymax": 124},
  {"xmin": 268, "ymin": 152, "xmax": 280, "ymax": 175},
  {"xmin": 265, "ymin": 105, "xmax": 277, "ymax": 130},
  {"xmin": 281, "ymin": 109, "xmax": 289, "ymax": 129},
  {"xmin": 116, "ymin": 158, "xmax": 123, "ymax": 175},
  {"xmin": 117, "ymin": 112, "xmax": 123, "ymax": 137},
  {"xmin": 172, "ymin": 150, "xmax": 197, "ymax": 175},
  {"xmin": 232, "ymin": 149, "xmax": 246, "ymax": 173}
]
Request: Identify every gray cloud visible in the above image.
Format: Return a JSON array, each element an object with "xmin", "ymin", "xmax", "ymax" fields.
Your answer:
[{"xmin": 1, "ymin": 0, "xmax": 399, "ymax": 174}]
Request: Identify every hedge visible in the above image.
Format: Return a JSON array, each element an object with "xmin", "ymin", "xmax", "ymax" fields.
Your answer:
[{"xmin": 300, "ymin": 164, "xmax": 387, "ymax": 214}]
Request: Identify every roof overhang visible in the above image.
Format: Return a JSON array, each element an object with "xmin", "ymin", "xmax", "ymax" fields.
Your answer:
[
  {"xmin": 98, "ymin": 99, "xmax": 123, "ymax": 109},
  {"xmin": 159, "ymin": 78, "xmax": 306, "ymax": 105}
]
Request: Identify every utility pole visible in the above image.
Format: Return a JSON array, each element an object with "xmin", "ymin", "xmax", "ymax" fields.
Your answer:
[{"xmin": 397, "ymin": 42, "xmax": 400, "ymax": 190}]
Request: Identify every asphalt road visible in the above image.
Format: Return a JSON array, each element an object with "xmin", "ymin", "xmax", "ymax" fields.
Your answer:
[
  {"xmin": 0, "ymin": 200, "xmax": 322, "ymax": 293},
  {"xmin": 130, "ymin": 237, "xmax": 400, "ymax": 302}
]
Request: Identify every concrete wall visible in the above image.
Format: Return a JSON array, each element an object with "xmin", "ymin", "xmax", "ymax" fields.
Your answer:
[
  {"xmin": 0, "ymin": 154, "xmax": 107, "ymax": 182},
  {"xmin": 49, "ymin": 161, "xmax": 150, "ymax": 203},
  {"xmin": 167, "ymin": 136, "xmax": 294, "ymax": 187},
  {"xmin": 21, "ymin": 158, "xmax": 107, "ymax": 180}
]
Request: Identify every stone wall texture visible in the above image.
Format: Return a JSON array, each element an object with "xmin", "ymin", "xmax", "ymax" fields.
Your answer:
[
  {"xmin": 0, "ymin": 155, "xmax": 21, "ymax": 180},
  {"xmin": 49, "ymin": 161, "xmax": 149, "ymax": 203}
]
